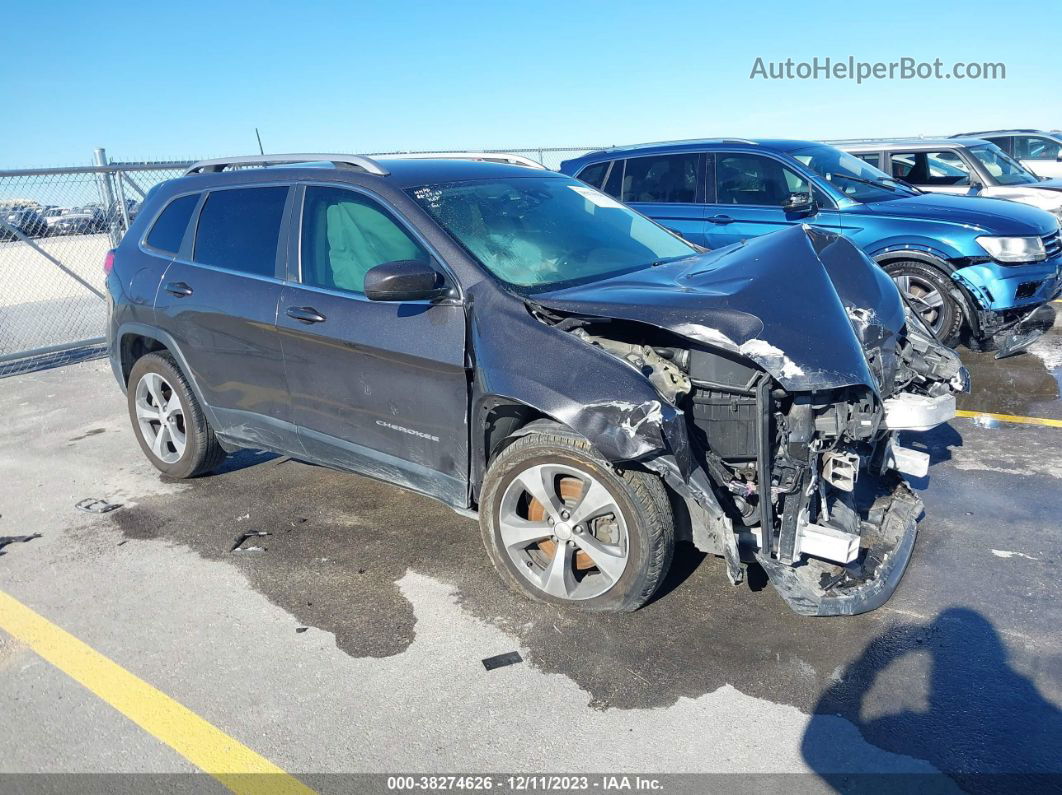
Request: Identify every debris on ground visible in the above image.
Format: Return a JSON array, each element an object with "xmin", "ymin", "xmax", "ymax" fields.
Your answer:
[
  {"xmin": 295, "ymin": 627, "xmax": 308, "ymax": 634},
  {"xmin": 0, "ymin": 534, "xmax": 42, "ymax": 555},
  {"xmin": 230, "ymin": 530, "xmax": 270, "ymax": 552},
  {"xmin": 482, "ymin": 651, "xmax": 523, "ymax": 671},
  {"xmin": 75, "ymin": 498, "xmax": 122, "ymax": 514}
]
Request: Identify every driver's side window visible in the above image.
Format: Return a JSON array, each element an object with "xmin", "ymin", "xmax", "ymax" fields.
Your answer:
[{"xmin": 300, "ymin": 187, "xmax": 428, "ymax": 295}]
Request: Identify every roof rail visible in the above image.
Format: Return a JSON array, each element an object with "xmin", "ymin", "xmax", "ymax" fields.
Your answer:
[
  {"xmin": 606, "ymin": 137, "xmax": 759, "ymax": 151},
  {"xmin": 386, "ymin": 152, "xmax": 548, "ymax": 169},
  {"xmin": 954, "ymin": 129, "xmax": 1040, "ymax": 136},
  {"xmin": 184, "ymin": 154, "xmax": 389, "ymax": 177}
]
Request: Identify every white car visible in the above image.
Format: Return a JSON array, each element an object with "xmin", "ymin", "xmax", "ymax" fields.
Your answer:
[{"xmin": 834, "ymin": 138, "xmax": 1062, "ymax": 223}]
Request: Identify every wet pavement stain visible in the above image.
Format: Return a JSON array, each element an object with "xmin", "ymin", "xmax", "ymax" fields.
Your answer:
[
  {"xmin": 958, "ymin": 319, "xmax": 1062, "ymax": 420},
  {"xmin": 110, "ymin": 449, "xmax": 909, "ymax": 712}
]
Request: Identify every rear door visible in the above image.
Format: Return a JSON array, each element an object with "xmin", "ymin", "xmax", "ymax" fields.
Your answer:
[
  {"xmin": 703, "ymin": 152, "xmax": 842, "ymax": 248},
  {"xmin": 154, "ymin": 184, "xmax": 297, "ymax": 452},
  {"xmin": 617, "ymin": 152, "xmax": 709, "ymax": 246},
  {"xmin": 277, "ymin": 184, "xmax": 469, "ymax": 506}
]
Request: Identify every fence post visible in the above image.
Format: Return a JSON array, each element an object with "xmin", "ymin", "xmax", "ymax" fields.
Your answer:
[{"xmin": 93, "ymin": 147, "xmax": 119, "ymax": 247}]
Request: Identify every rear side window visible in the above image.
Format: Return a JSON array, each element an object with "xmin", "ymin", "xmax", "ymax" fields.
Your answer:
[
  {"xmin": 194, "ymin": 187, "xmax": 288, "ymax": 277},
  {"xmin": 576, "ymin": 162, "xmax": 608, "ymax": 189},
  {"xmin": 622, "ymin": 154, "xmax": 699, "ymax": 203},
  {"xmin": 145, "ymin": 194, "xmax": 198, "ymax": 254},
  {"xmin": 300, "ymin": 186, "xmax": 428, "ymax": 295}
]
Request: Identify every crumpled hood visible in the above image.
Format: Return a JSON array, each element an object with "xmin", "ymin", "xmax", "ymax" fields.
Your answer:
[
  {"xmin": 857, "ymin": 192, "xmax": 1058, "ymax": 235},
  {"xmin": 532, "ymin": 225, "xmax": 906, "ymax": 393}
]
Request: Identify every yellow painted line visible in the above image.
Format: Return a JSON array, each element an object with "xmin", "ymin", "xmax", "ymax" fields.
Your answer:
[
  {"xmin": 0, "ymin": 589, "xmax": 313, "ymax": 795},
  {"xmin": 955, "ymin": 409, "xmax": 1062, "ymax": 429}
]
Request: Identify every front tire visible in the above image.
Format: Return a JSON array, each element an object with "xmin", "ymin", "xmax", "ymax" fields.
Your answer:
[
  {"xmin": 885, "ymin": 260, "xmax": 964, "ymax": 345},
  {"xmin": 127, "ymin": 352, "xmax": 225, "ymax": 478},
  {"xmin": 479, "ymin": 428, "xmax": 674, "ymax": 612}
]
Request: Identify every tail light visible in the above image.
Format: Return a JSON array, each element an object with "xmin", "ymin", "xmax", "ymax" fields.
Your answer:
[{"xmin": 103, "ymin": 249, "xmax": 115, "ymax": 275}]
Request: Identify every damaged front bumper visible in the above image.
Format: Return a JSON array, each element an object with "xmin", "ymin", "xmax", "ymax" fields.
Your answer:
[{"xmin": 756, "ymin": 475, "xmax": 922, "ymax": 617}]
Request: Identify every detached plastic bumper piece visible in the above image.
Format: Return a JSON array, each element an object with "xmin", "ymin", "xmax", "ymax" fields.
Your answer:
[
  {"xmin": 996, "ymin": 304, "xmax": 1056, "ymax": 359},
  {"xmin": 756, "ymin": 475, "xmax": 922, "ymax": 617}
]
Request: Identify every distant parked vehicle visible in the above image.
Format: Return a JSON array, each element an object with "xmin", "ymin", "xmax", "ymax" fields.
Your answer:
[
  {"xmin": 41, "ymin": 206, "xmax": 68, "ymax": 234},
  {"xmin": 54, "ymin": 207, "xmax": 107, "ymax": 235},
  {"xmin": 953, "ymin": 130, "xmax": 1062, "ymax": 179},
  {"xmin": 835, "ymin": 138, "xmax": 1062, "ymax": 223},
  {"xmin": 2, "ymin": 207, "xmax": 48, "ymax": 238}
]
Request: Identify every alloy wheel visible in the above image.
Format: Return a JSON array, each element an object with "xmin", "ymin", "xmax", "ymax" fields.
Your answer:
[
  {"xmin": 892, "ymin": 273, "xmax": 946, "ymax": 335},
  {"xmin": 498, "ymin": 463, "xmax": 629, "ymax": 600},
  {"xmin": 134, "ymin": 372, "xmax": 187, "ymax": 464}
]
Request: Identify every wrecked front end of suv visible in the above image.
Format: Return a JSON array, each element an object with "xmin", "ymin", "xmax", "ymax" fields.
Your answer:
[{"xmin": 526, "ymin": 225, "xmax": 969, "ymax": 616}]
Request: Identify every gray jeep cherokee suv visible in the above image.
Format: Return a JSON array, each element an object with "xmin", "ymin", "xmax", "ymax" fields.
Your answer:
[{"xmin": 106, "ymin": 154, "xmax": 967, "ymax": 615}]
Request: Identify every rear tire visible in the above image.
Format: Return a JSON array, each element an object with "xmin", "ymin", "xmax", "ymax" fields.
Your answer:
[
  {"xmin": 884, "ymin": 260, "xmax": 964, "ymax": 345},
  {"xmin": 479, "ymin": 428, "xmax": 674, "ymax": 612},
  {"xmin": 127, "ymin": 352, "xmax": 225, "ymax": 478}
]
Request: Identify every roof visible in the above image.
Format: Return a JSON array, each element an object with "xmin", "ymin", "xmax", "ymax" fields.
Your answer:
[
  {"xmin": 565, "ymin": 138, "xmax": 824, "ymax": 164},
  {"xmin": 834, "ymin": 137, "xmax": 992, "ymax": 151}
]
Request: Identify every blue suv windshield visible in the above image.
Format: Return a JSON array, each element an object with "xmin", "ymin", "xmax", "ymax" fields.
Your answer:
[
  {"xmin": 408, "ymin": 177, "xmax": 697, "ymax": 291},
  {"xmin": 791, "ymin": 145, "xmax": 919, "ymax": 203},
  {"xmin": 968, "ymin": 144, "xmax": 1038, "ymax": 186}
]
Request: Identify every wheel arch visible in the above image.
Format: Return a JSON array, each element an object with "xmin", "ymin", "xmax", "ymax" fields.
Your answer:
[
  {"xmin": 872, "ymin": 250, "xmax": 983, "ymax": 338},
  {"xmin": 471, "ymin": 396, "xmax": 568, "ymax": 504},
  {"xmin": 114, "ymin": 323, "xmax": 220, "ymax": 429}
]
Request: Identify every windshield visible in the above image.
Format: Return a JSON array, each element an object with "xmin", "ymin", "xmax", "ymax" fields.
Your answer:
[
  {"xmin": 791, "ymin": 145, "xmax": 919, "ymax": 203},
  {"xmin": 408, "ymin": 177, "xmax": 697, "ymax": 290},
  {"xmin": 968, "ymin": 144, "xmax": 1038, "ymax": 186}
]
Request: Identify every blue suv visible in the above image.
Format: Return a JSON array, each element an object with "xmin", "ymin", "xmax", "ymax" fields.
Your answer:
[{"xmin": 561, "ymin": 139, "xmax": 1062, "ymax": 351}]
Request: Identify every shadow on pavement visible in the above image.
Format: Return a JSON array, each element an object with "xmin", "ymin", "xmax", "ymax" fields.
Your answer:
[{"xmin": 801, "ymin": 607, "xmax": 1062, "ymax": 792}]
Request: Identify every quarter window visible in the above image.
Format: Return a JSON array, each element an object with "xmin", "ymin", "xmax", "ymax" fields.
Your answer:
[
  {"xmin": 300, "ymin": 186, "xmax": 428, "ymax": 295},
  {"xmin": 715, "ymin": 154, "xmax": 809, "ymax": 206},
  {"xmin": 194, "ymin": 187, "xmax": 288, "ymax": 277},
  {"xmin": 576, "ymin": 162, "xmax": 608, "ymax": 189},
  {"xmin": 146, "ymin": 194, "xmax": 199, "ymax": 254},
  {"xmin": 854, "ymin": 152, "xmax": 883, "ymax": 169},
  {"xmin": 603, "ymin": 160, "xmax": 624, "ymax": 199},
  {"xmin": 621, "ymin": 154, "xmax": 699, "ymax": 204}
]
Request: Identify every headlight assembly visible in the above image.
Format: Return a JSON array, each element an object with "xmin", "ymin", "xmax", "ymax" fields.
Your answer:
[{"xmin": 976, "ymin": 235, "xmax": 1047, "ymax": 264}]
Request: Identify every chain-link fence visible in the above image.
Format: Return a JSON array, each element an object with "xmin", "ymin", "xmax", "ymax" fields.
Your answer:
[{"xmin": 0, "ymin": 146, "xmax": 604, "ymax": 377}]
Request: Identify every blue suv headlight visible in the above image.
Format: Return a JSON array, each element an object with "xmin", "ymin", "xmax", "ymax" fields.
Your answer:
[{"xmin": 975, "ymin": 235, "xmax": 1047, "ymax": 264}]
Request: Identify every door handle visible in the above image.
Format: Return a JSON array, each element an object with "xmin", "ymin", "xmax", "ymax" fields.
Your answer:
[
  {"xmin": 707, "ymin": 215, "xmax": 734, "ymax": 225},
  {"xmin": 286, "ymin": 306, "xmax": 326, "ymax": 324},
  {"xmin": 164, "ymin": 281, "xmax": 193, "ymax": 297}
]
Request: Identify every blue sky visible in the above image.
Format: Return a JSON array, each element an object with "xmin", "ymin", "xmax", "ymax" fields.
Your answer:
[{"xmin": 0, "ymin": 0, "xmax": 1053, "ymax": 168}]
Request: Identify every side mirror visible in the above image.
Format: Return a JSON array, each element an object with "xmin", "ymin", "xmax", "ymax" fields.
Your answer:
[
  {"xmin": 363, "ymin": 260, "xmax": 449, "ymax": 302},
  {"xmin": 782, "ymin": 191, "xmax": 816, "ymax": 216}
]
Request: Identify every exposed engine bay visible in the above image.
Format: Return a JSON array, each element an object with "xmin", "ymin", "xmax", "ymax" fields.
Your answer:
[{"xmin": 524, "ymin": 226, "xmax": 971, "ymax": 616}]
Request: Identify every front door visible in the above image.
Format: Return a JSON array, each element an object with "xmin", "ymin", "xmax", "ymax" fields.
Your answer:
[
  {"xmin": 703, "ymin": 152, "xmax": 842, "ymax": 248},
  {"xmin": 154, "ymin": 184, "xmax": 297, "ymax": 453},
  {"xmin": 277, "ymin": 184, "xmax": 469, "ymax": 506}
]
